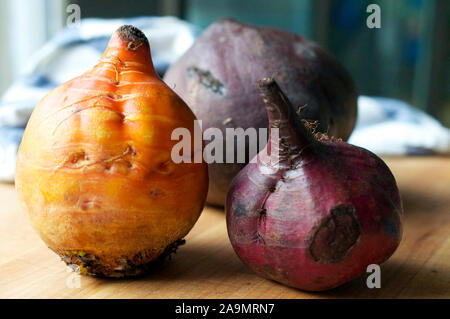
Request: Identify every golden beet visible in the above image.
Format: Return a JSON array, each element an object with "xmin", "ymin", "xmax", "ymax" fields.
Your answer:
[{"xmin": 15, "ymin": 25, "xmax": 208, "ymax": 277}]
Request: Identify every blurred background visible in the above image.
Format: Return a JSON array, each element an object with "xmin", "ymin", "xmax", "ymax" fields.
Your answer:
[{"xmin": 0, "ymin": 0, "xmax": 448, "ymax": 126}]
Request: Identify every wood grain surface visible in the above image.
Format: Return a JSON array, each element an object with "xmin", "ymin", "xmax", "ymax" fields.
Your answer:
[{"xmin": 0, "ymin": 157, "xmax": 449, "ymax": 299}]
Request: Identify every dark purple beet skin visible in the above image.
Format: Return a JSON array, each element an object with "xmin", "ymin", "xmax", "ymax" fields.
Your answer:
[{"xmin": 226, "ymin": 78, "xmax": 402, "ymax": 291}]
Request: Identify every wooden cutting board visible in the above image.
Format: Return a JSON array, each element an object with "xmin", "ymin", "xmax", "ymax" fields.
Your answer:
[{"xmin": 0, "ymin": 157, "xmax": 449, "ymax": 299}]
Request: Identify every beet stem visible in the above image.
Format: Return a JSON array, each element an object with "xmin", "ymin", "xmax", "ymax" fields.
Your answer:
[
  {"xmin": 116, "ymin": 25, "xmax": 149, "ymax": 44},
  {"xmin": 257, "ymin": 78, "xmax": 314, "ymax": 165}
]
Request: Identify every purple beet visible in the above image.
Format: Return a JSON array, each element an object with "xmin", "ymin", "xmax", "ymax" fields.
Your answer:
[{"xmin": 226, "ymin": 78, "xmax": 402, "ymax": 291}]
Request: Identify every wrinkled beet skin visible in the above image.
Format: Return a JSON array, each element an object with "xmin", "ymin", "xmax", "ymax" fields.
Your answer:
[
  {"xmin": 164, "ymin": 19, "xmax": 358, "ymax": 206},
  {"xmin": 226, "ymin": 138, "xmax": 402, "ymax": 292}
]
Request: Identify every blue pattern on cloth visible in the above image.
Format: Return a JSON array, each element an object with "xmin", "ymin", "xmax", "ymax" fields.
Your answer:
[
  {"xmin": 348, "ymin": 96, "xmax": 450, "ymax": 156},
  {"xmin": 0, "ymin": 17, "xmax": 449, "ymax": 182}
]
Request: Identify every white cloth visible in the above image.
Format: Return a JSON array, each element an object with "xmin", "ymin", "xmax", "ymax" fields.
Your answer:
[{"xmin": 349, "ymin": 96, "xmax": 450, "ymax": 155}]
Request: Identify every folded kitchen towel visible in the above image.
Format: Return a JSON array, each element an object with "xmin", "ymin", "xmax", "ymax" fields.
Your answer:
[
  {"xmin": 348, "ymin": 96, "xmax": 450, "ymax": 156},
  {"xmin": 0, "ymin": 17, "xmax": 449, "ymax": 182}
]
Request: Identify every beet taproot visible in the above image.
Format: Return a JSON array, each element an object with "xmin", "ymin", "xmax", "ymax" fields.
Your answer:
[
  {"xmin": 164, "ymin": 19, "xmax": 358, "ymax": 206},
  {"xmin": 15, "ymin": 25, "xmax": 208, "ymax": 277},
  {"xmin": 226, "ymin": 78, "xmax": 402, "ymax": 291}
]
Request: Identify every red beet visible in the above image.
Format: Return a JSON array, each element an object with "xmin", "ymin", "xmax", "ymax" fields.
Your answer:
[{"xmin": 226, "ymin": 78, "xmax": 402, "ymax": 291}]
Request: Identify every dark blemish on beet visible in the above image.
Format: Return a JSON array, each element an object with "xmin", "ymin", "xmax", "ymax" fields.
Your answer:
[
  {"xmin": 309, "ymin": 204, "xmax": 360, "ymax": 263},
  {"xmin": 149, "ymin": 188, "xmax": 164, "ymax": 198},
  {"xmin": 186, "ymin": 66, "xmax": 226, "ymax": 95},
  {"xmin": 232, "ymin": 202, "xmax": 248, "ymax": 217},
  {"xmin": 384, "ymin": 219, "xmax": 399, "ymax": 237},
  {"xmin": 157, "ymin": 160, "xmax": 172, "ymax": 174}
]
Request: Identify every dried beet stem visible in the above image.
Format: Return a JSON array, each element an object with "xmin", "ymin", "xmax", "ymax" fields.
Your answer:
[
  {"xmin": 116, "ymin": 25, "xmax": 149, "ymax": 44},
  {"xmin": 257, "ymin": 78, "xmax": 314, "ymax": 166}
]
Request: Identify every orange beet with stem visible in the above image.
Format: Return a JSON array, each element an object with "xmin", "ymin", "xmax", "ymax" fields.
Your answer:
[{"xmin": 15, "ymin": 26, "xmax": 208, "ymax": 277}]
